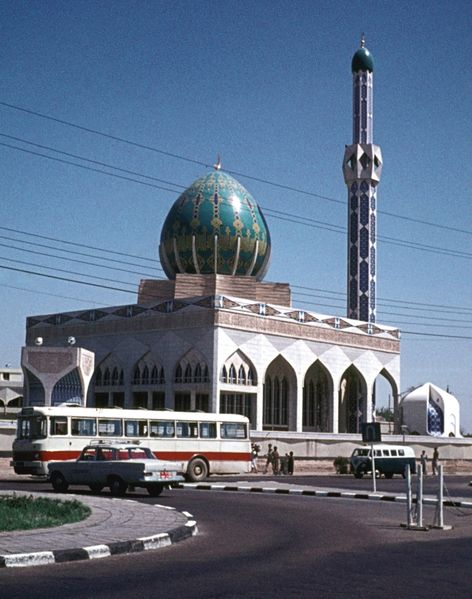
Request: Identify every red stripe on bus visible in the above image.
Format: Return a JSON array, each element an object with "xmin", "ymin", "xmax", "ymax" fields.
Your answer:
[{"xmin": 38, "ymin": 450, "xmax": 251, "ymax": 462}]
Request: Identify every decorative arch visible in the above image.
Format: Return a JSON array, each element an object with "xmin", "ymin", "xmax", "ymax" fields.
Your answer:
[
  {"xmin": 263, "ymin": 355, "xmax": 296, "ymax": 430},
  {"xmin": 174, "ymin": 348, "xmax": 210, "ymax": 385},
  {"xmin": 220, "ymin": 350, "xmax": 257, "ymax": 386},
  {"xmin": 338, "ymin": 364, "xmax": 367, "ymax": 433},
  {"xmin": 303, "ymin": 360, "xmax": 333, "ymax": 432},
  {"xmin": 93, "ymin": 354, "xmax": 124, "ymax": 388},
  {"xmin": 132, "ymin": 352, "xmax": 166, "ymax": 386}
]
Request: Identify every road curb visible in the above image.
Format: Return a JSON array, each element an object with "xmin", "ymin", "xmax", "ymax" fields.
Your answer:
[
  {"xmin": 178, "ymin": 482, "xmax": 472, "ymax": 509},
  {"xmin": 0, "ymin": 519, "xmax": 198, "ymax": 568}
]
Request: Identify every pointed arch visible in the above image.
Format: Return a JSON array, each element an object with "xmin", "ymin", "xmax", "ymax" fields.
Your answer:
[
  {"xmin": 303, "ymin": 360, "xmax": 333, "ymax": 432},
  {"xmin": 263, "ymin": 355, "xmax": 296, "ymax": 430},
  {"xmin": 338, "ymin": 364, "xmax": 367, "ymax": 434}
]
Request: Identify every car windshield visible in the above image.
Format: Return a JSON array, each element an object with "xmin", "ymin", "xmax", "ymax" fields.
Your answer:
[{"xmin": 118, "ymin": 447, "xmax": 155, "ymax": 460}]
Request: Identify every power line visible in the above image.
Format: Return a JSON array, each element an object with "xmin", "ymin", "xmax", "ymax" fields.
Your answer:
[
  {"xmin": 1, "ymin": 100, "xmax": 471, "ymax": 237},
  {"xmin": 3, "ymin": 138, "xmax": 471, "ymax": 261}
]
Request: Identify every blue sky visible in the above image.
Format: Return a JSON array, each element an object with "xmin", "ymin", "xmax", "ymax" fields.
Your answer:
[{"xmin": 1, "ymin": 1, "xmax": 471, "ymax": 429}]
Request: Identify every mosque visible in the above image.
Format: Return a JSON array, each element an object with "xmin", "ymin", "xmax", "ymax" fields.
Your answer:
[{"xmin": 21, "ymin": 39, "xmax": 402, "ymax": 438}]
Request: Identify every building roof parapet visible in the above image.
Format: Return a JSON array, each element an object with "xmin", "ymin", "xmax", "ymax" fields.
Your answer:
[{"xmin": 26, "ymin": 294, "xmax": 400, "ymax": 340}]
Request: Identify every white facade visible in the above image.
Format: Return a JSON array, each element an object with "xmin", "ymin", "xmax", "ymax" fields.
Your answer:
[{"xmin": 400, "ymin": 382, "xmax": 461, "ymax": 437}]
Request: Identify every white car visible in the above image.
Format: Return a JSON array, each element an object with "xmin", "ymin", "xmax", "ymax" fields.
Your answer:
[{"xmin": 47, "ymin": 442, "xmax": 185, "ymax": 497}]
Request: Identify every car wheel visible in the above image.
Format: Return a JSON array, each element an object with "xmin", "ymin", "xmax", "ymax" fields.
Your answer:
[
  {"xmin": 147, "ymin": 484, "xmax": 164, "ymax": 497},
  {"xmin": 51, "ymin": 471, "xmax": 69, "ymax": 493},
  {"xmin": 186, "ymin": 457, "xmax": 208, "ymax": 482},
  {"xmin": 109, "ymin": 476, "xmax": 127, "ymax": 497},
  {"xmin": 89, "ymin": 483, "xmax": 104, "ymax": 494}
]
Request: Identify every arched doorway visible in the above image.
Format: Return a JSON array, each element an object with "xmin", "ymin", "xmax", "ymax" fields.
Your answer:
[
  {"xmin": 303, "ymin": 360, "xmax": 332, "ymax": 432},
  {"xmin": 338, "ymin": 365, "xmax": 367, "ymax": 433}
]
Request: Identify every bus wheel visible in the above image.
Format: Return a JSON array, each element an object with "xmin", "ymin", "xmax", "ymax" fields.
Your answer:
[
  {"xmin": 187, "ymin": 458, "xmax": 208, "ymax": 482},
  {"xmin": 89, "ymin": 483, "xmax": 104, "ymax": 494},
  {"xmin": 51, "ymin": 472, "xmax": 69, "ymax": 493},
  {"xmin": 147, "ymin": 484, "xmax": 163, "ymax": 497},
  {"xmin": 109, "ymin": 476, "xmax": 127, "ymax": 497}
]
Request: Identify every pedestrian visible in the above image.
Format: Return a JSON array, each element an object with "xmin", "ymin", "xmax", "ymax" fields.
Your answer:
[
  {"xmin": 263, "ymin": 443, "xmax": 273, "ymax": 474},
  {"xmin": 420, "ymin": 450, "xmax": 428, "ymax": 476},
  {"xmin": 432, "ymin": 447, "xmax": 439, "ymax": 475},
  {"xmin": 272, "ymin": 446, "xmax": 280, "ymax": 475},
  {"xmin": 287, "ymin": 451, "xmax": 294, "ymax": 475},
  {"xmin": 251, "ymin": 443, "xmax": 260, "ymax": 473}
]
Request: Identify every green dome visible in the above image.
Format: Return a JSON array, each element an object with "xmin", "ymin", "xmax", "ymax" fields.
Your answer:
[
  {"xmin": 159, "ymin": 171, "xmax": 271, "ymax": 281},
  {"xmin": 351, "ymin": 46, "xmax": 374, "ymax": 73}
]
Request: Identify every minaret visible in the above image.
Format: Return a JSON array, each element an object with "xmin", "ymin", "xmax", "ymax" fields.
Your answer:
[{"xmin": 342, "ymin": 35, "xmax": 382, "ymax": 323}]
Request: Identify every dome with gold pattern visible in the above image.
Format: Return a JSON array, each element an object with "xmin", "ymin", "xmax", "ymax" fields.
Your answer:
[{"xmin": 159, "ymin": 171, "xmax": 271, "ymax": 281}]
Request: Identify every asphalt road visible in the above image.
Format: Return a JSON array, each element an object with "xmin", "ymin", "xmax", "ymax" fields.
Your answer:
[{"xmin": 1, "ymin": 478, "xmax": 471, "ymax": 599}]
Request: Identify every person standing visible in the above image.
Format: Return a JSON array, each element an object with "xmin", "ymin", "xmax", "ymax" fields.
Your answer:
[
  {"xmin": 250, "ymin": 443, "xmax": 260, "ymax": 473},
  {"xmin": 287, "ymin": 451, "xmax": 294, "ymax": 475},
  {"xmin": 432, "ymin": 447, "xmax": 439, "ymax": 475},
  {"xmin": 271, "ymin": 446, "xmax": 280, "ymax": 475},
  {"xmin": 263, "ymin": 443, "xmax": 273, "ymax": 474},
  {"xmin": 420, "ymin": 450, "xmax": 428, "ymax": 476}
]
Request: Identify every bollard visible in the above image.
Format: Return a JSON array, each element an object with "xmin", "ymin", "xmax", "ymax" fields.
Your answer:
[
  {"xmin": 432, "ymin": 464, "xmax": 452, "ymax": 530},
  {"xmin": 406, "ymin": 464, "xmax": 412, "ymax": 527}
]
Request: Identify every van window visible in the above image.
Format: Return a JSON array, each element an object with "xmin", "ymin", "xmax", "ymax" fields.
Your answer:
[
  {"xmin": 382, "ymin": 450, "xmax": 389, "ymax": 456},
  {"xmin": 375, "ymin": 450, "xmax": 381, "ymax": 456},
  {"xmin": 398, "ymin": 449, "xmax": 405, "ymax": 456},
  {"xmin": 391, "ymin": 450, "xmax": 398, "ymax": 456}
]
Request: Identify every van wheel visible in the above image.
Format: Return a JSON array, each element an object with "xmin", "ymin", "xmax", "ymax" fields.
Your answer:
[
  {"xmin": 89, "ymin": 483, "xmax": 104, "ymax": 493},
  {"xmin": 51, "ymin": 471, "xmax": 69, "ymax": 493},
  {"xmin": 354, "ymin": 469, "xmax": 363, "ymax": 479},
  {"xmin": 109, "ymin": 476, "xmax": 127, "ymax": 496},
  {"xmin": 385, "ymin": 472, "xmax": 393, "ymax": 479},
  {"xmin": 186, "ymin": 458, "xmax": 208, "ymax": 482}
]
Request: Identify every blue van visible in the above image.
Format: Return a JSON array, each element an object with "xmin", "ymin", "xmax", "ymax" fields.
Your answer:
[{"xmin": 350, "ymin": 444, "xmax": 416, "ymax": 479}]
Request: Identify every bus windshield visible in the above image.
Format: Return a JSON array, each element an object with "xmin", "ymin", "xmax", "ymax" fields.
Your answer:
[{"xmin": 17, "ymin": 415, "xmax": 47, "ymax": 440}]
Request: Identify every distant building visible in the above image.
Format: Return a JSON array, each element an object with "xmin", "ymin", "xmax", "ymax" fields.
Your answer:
[
  {"xmin": 400, "ymin": 383, "xmax": 461, "ymax": 437},
  {"xmin": 0, "ymin": 367, "xmax": 23, "ymax": 413}
]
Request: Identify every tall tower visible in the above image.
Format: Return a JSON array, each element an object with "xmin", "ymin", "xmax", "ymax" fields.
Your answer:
[{"xmin": 342, "ymin": 36, "xmax": 382, "ymax": 323}]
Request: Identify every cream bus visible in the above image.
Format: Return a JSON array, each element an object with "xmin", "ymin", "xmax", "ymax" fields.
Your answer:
[{"xmin": 11, "ymin": 405, "xmax": 251, "ymax": 482}]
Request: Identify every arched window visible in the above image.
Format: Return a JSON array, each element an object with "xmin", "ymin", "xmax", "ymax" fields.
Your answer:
[
  {"xmin": 150, "ymin": 366, "xmax": 159, "ymax": 384},
  {"xmin": 175, "ymin": 364, "xmax": 183, "ymax": 383},
  {"xmin": 184, "ymin": 364, "xmax": 192, "ymax": 383},
  {"xmin": 203, "ymin": 365, "xmax": 209, "ymax": 383},
  {"xmin": 142, "ymin": 366, "xmax": 149, "ymax": 385},
  {"xmin": 159, "ymin": 367, "xmax": 166, "ymax": 385},
  {"xmin": 247, "ymin": 368, "xmax": 254, "ymax": 386},
  {"xmin": 221, "ymin": 365, "xmax": 228, "ymax": 383},
  {"xmin": 229, "ymin": 364, "xmax": 236, "ymax": 384},
  {"xmin": 238, "ymin": 365, "xmax": 246, "ymax": 385},
  {"xmin": 103, "ymin": 368, "xmax": 111, "ymax": 386},
  {"xmin": 112, "ymin": 368, "xmax": 120, "ymax": 386},
  {"xmin": 133, "ymin": 366, "xmax": 140, "ymax": 385},
  {"xmin": 194, "ymin": 363, "xmax": 202, "ymax": 383},
  {"xmin": 95, "ymin": 368, "xmax": 103, "ymax": 386}
]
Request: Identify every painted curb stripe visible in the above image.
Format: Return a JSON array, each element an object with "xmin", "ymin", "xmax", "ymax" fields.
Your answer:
[
  {"xmin": 0, "ymin": 519, "xmax": 197, "ymax": 568},
  {"xmin": 180, "ymin": 483, "xmax": 472, "ymax": 510}
]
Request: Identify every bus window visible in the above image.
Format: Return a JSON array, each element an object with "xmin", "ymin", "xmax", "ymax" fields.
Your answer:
[
  {"xmin": 391, "ymin": 450, "xmax": 398, "ymax": 456},
  {"xmin": 383, "ymin": 450, "xmax": 389, "ymax": 456},
  {"xmin": 149, "ymin": 420, "xmax": 175, "ymax": 438},
  {"xmin": 199, "ymin": 422, "xmax": 217, "ymax": 438},
  {"xmin": 71, "ymin": 418, "xmax": 97, "ymax": 436},
  {"xmin": 50, "ymin": 417, "xmax": 68, "ymax": 436},
  {"xmin": 176, "ymin": 422, "xmax": 198, "ymax": 438},
  {"xmin": 125, "ymin": 420, "xmax": 148, "ymax": 437},
  {"xmin": 17, "ymin": 416, "xmax": 47, "ymax": 440},
  {"xmin": 98, "ymin": 419, "xmax": 122, "ymax": 437},
  {"xmin": 220, "ymin": 422, "xmax": 247, "ymax": 439}
]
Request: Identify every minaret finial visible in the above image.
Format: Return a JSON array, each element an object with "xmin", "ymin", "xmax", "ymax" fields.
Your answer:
[
  {"xmin": 360, "ymin": 33, "xmax": 365, "ymax": 48},
  {"xmin": 213, "ymin": 154, "xmax": 222, "ymax": 171}
]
